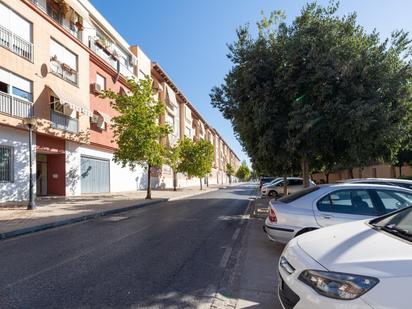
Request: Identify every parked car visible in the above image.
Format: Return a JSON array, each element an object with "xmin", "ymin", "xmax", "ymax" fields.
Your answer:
[
  {"xmin": 344, "ymin": 177, "xmax": 412, "ymax": 190},
  {"xmin": 264, "ymin": 183, "xmax": 412, "ymax": 244},
  {"xmin": 278, "ymin": 206, "xmax": 412, "ymax": 309},
  {"xmin": 261, "ymin": 177, "xmax": 282, "ymax": 189},
  {"xmin": 259, "ymin": 176, "xmax": 276, "ymax": 189},
  {"xmin": 261, "ymin": 177, "xmax": 315, "ymax": 197}
]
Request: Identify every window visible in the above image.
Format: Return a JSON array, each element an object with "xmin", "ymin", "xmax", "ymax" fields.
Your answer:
[
  {"xmin": 279, "ymin": 187, "xmax": 320, "ymax": 204},
  {"xmin": 0, "ymin": 146, "xmax": 13, "ymax": 182},
  {"xmin": 376, "ymin": 190, "xmax": 412, "ymax": 213},
  {"xmin": 0, "ymin": 81, "xmax": 7, "ymax": 93},
  {"xmin": 317, "ymin": 190, "xmax": 377, "ymax": 216},
  {"xmin": 0, "ymin": 67, "xmax": 32, "ymax": 101},
  {"xmin": 50, "ymin": 95, "xmax": 64, "ymax": 113},
  {"xmin": 166, "ymin": 113, "xmax": 174, "ymax": 129},
  {"xmin": 0, "ymin": 2, "xmax": 32, "ymax": 42},
  {"xmin": 96, "ymin": 73, "xmax": 106, "ymax": 91},
  {"xmin": 289, "ymin": 179, "xmax": 303, "ymax": 186},
  {"xmin": 50, "ymin": 39, "xmax": 78, "ymax": 85}
]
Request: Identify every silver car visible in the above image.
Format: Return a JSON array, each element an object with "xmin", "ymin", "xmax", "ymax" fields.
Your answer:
[
  {"xmin": 344, "ymin": 177, "xmax": 412, "ymax": 190},
  {"xmin": 261, "ymin": 177, "xmax": 315, "ymax": 197},
  {"xmin": 263, "ymin": 183, "xmax": 412, "ymax": 244}
]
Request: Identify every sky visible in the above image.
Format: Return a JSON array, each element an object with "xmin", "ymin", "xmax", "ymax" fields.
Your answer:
[{"xmin": 89, "ymin": 0, "xmax": 412, "ymax": 167}]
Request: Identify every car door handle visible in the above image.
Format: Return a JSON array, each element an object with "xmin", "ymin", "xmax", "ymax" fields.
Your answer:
[{"xmin": 321, "ymin": 215, "xmax": 332, "ymax": 219}]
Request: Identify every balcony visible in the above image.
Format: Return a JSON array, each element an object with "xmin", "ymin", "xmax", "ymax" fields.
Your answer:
[
  {"xmin": 50, "ymin": 61, "xmax": 78, "ymax": 85},
  {"xmin": 0, "ymin": 92, "xmax": 33, "ymax": 118},
  {"xmin": 0, "ymin": 25, "xmax": 33, "ymax": 62},
  {"xmin": 89, "ymin": 37, "xmax": 135, "ymax": 79},
  {"xmin": 50, "ymin": 110, "xmax": 79, "ymax": 133}
]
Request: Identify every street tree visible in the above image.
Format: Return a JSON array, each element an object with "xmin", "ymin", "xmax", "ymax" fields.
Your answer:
[
  {"xmin": 236, "ymin": 160, "xmax": 251, "ymax": 182},
  {"xmin": 211, "ymin": 2, "xmax": 412, "ymax": 188},
  {"xmin": 178, "ymin": 138, "xmax": 214, "ymax": 190},
  {"xmin": 101, "ymin": 77, "xmax": 170, "ymax": 199},
  {"xmin": 225, "ymin": 163, "xmax": 234, "ymax": 184},
  {"xmin": 165, "ymin": 143, "xmax": 181, "ymax": 191}
]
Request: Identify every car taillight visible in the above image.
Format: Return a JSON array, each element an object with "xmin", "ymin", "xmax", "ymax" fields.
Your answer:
[{"xmin": 269, "ymin": 207, "xmax": 277, "ymax": 223}]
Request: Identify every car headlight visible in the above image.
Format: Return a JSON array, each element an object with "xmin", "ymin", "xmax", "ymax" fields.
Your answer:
[{"xmin": 299, "ymin": 270, "xmax": 379, "ymax": 300}]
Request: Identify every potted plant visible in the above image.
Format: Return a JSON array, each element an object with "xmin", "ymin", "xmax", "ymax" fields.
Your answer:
[
  {"xmin": 75, "ymin": 20, "xmax": 83, "ymax": 31},
  {"xmin": 48, "ymin": 0, "xmax": 69, "ymax": 17}
]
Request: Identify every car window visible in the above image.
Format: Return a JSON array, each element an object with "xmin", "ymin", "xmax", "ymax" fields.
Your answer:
[
  {"xmin": 393, "ymin": 183, "xmax": 412, "ymax": 190},
  {"xmin": 375, "ymin": 190, "xmax": 412, "ymax": 213},
  {"xmin": 279, "ymin": 186, "xmax": 320, "ymax": 203},
  {"xmin": 289, "ymin": 179, "xmax": 303, "ymax": 186},
  {"xmin": 317, "ymin": 190, "xmax": 377, "ymax": 216}
]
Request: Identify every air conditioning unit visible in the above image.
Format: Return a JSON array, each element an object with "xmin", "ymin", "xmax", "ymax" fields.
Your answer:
[{"xmin": 91, "ymin": 83, "xmax": 102, "ymax": 94}]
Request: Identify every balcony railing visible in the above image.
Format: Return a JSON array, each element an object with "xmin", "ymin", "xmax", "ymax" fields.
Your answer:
[
  {"xmin": 89, "ymin": 38, "xmax": 135, "ymax": 79},
  {"xmin": 0, "ymin": 25, "xmax": 33, "ymax": 61},
  {"xmin": 50, "ymin": 61, "xmax": 78, "ymax": 85},
  {"xmin": 51, "ymin": 110, "xmax": 79, "ymax": 133},
  {"xmin": 0, "ymin": 92, "xmax": 33, "ymax": 118}
]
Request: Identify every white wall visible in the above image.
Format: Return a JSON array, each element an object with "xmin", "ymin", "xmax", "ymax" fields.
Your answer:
[
  {"xmin": 0, "ymin": 126, "xmax": 35, "ymax": 202},
  {"xmin": 65, "ymin": 142, "xmax": 146, "ymax": 195}
]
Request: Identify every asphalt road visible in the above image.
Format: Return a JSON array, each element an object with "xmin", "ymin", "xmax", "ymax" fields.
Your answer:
[{"xmin": 0, "ymin": 184, "xmax": 257, "ymax": 309}]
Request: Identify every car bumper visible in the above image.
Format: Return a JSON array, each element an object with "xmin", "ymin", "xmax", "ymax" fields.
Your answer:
[
  {"xmin": 264, "ymin": 218, "xmax": 296, "ymax": 244},
  {"xmin": 278, "ymin": 239, "xmax": 374, "ymax": 309}
]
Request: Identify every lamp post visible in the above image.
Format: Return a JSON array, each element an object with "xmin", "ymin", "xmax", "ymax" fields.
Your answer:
[{"xmin": 22, "ymin": 117, "xmax": 37, "ymax": 210}]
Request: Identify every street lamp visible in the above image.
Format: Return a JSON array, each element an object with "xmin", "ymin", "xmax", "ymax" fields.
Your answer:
[{"xmin": 22, "ymin": 117, "xmax": 37, "ymax": 210}]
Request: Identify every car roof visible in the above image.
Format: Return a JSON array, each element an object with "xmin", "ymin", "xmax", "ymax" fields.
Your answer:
[
  {"xmin": 344, "ymin": 178, "xmax": 412, "ymax": 184},
  {"xmin": 324, "ymin": 182, "xmax": 412, "ymax": 191}
]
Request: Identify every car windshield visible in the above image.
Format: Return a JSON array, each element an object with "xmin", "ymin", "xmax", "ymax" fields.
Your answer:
[
  {"xmin": 371, "ymin": 206, "xmax": 412, "ymax": 242},
  {"xmin": 278, "ymin": 186, "xmax": 320, "ymax": 204}
]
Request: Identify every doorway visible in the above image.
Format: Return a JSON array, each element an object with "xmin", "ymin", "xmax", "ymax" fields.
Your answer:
[{"xmin": 36, "ymin": 154, "xmax": 48, "ymax": 196}]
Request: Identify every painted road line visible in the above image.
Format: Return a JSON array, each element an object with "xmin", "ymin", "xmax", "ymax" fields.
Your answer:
[
  {"xmin": 219, "ymin": 246, "xmax": 233, "ymax": 268},
  {"xmin": 232, "ymin": 228, "xmax": 241, "ymax": 241}
]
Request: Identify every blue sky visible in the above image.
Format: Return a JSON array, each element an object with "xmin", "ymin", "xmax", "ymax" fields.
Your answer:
[{"xmin": 90, "ymin": 0, "xmax": 412, "ymax": 167}]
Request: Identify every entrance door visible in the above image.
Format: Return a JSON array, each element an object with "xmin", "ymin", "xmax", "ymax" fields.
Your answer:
[
  {"xmin": 36, "ymin": 155, "xmax": 48, "ymax": 196},
  {"xmin": 80, "ymin": 156, "xmax": 110, "ymax": 194}
]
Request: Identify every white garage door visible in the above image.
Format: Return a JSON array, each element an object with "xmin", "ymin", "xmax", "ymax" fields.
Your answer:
[{"xmin": 80, "ymin": 156, "xmax": 110, "ymax": 194}]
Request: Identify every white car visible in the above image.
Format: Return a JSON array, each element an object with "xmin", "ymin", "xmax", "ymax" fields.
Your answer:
[
  {"xmin": 344, "ymin": 177, "xmax": 412, "ymax": 190},
  {"xmin": 264, "ymin": 183, "xmax": 412, "ymax": 244},
  {"xmin": 261, "ymin": 177, "xmax": 315, "ymax": 197},
  {"xmin": 278, "ymin": 206, "xmax": 412, "ymax": 309}
]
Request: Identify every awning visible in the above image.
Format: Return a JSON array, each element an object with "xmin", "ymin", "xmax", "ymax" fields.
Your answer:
[
  {"xmin": 165, "ymin": 83, "xmax": 178, "ymax": 107},
  {"xmin": 96, "ymin": 110, "xmax": 112, "ymax": 123},
  {"xmin": 46, "ymin": 85, "xmax": 93, "ymax": 117}
]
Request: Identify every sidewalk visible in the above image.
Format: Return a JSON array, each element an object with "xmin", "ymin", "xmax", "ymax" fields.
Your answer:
[{"xmin": 0, "ymin": 185, "xmax": 224, "ymax": 239}]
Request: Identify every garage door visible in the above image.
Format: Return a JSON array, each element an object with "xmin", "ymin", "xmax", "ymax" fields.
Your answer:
[{"xmin": 81, "ymin": 156, "xmax": 110, "ymax": 194}]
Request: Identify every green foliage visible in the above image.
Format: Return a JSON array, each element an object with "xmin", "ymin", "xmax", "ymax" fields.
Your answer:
[
  {"xmin": 236, "ymin": 160, "xmax": 251, "ymax": 181},
  {"xmin": 101, "ymin": 77, "xmax": 170, "ymax": 169},
  {"xmin": 178, "ymin": 138, "xmax": 214, "ymax": 181},
  {"xmin": 225, "ymin": 163, "xmax": 234, "ymax": 177},
  {"xmin": 211, "ymin": 1, "xmax": 412, "ymax": 177}
]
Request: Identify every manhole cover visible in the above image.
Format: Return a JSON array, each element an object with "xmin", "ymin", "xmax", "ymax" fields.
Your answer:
[{"xmin": 102, "ymin": 216, "xmax": 129, "ymax": 222}]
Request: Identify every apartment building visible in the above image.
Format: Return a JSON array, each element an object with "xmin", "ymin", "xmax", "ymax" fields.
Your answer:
[{"xmin": 0, "ymin": 0, "xmax": 240, "ymax": 202}]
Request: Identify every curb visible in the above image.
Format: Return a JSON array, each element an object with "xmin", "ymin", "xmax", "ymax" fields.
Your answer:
[{"xmin": 0, "ymin": 187, "xmax": 222, "ymax": 240}]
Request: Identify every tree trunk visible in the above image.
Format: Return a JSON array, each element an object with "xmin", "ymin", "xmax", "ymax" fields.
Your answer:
[
  {"xmin": 229, "ymin": 175, "xmax": 232, "ymax": 184},
  {"xmin": 200, "ymin": 177, "xmax": 203, "ymax": 190},
  {"xmin": 349, "ymin": 167, "xmax": 354, "ymax": 179},
  {"xmin": 399, "ymin": 165, "xmax": 402, "ymax": 177},
  {"xmin": 173, "ymin": 170, "xmax": 177, "ymax": 191},
  {"xmin": 283, "ymin": 174, "xmax": 288, "ymax": 196},
  {"xmin": 325, "ymin": 172, "xmax": 330, "ymax": 184},
  {"xmin": 301, "ymin": 158, "xmax": 309, "ymax": 188},
  {"xmin": 146, "ymin": 164, "xmax": 152, "ymax": 199},
  {"xmin": 206, "ymin": 176, "xmax": 209, "ymax": 187}
]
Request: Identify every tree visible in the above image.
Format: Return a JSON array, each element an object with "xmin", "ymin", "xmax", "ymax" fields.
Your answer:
[
  {"xmin": 101, "ymin": 77, "xmax": 170, "ymax": 199},
  {"xmin": 211, "ymin": 2, "xmax": 412, "ymax": 188},
  {"xmin": 165, "ymin": 143, "xmax": 181, "ymax": 191},
  {"xmin": 225, "ymin": 163, "xmax": 234, "ymax": 184},
  {"xmin": 236, "ymin": 160, "xmax": 251, "ymax": 181},
  {"xmin": 178, "ymin": 138, "xmax": 214, "ymax": 190}
]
